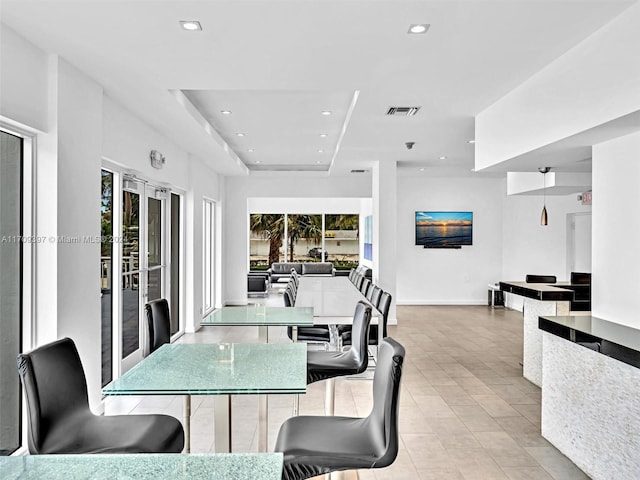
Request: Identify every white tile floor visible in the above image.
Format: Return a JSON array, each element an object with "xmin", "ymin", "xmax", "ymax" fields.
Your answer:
[{"xmin": 105, "ymin": 300, "xmax": 590, "ymax": 480}]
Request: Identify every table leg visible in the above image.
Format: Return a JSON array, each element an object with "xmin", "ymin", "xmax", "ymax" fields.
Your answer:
[
  {"xmin": 292, "ymin": 325, "xmax": 300, "ymax": 416},
  {"xmin": 183, "ymin": 395, "xmax": 191, "ymax": 453},
  {"xmin": 258, "ymin": 394, "xmax": 269, "ymax": 451},
  {"xmin": 259, "ymin": 325, "xmax": 268, "ymax": 343},
  {"xmin": 213, "ymin": 395, "xmax": 232, "ymax": 453},
  {"xmin": 325, "ymin": 378, "xmax": 335, "ymax": 416}
]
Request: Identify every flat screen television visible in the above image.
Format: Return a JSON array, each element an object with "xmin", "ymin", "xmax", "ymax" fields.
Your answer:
[{"xmin": 415, "ymin": 211, "xmax": 473, "ymax": 247}]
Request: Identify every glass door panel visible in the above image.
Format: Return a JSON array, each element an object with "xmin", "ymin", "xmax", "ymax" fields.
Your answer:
[
  {"xmin": 170, "ymin": 194, "xmax": 181, "ymax": 335},
  {"xmin": 147, "ymin": 195, "xmax": 163, "ymax": 302},
  {"xmin": 203, "ymin": 200, "xmax": 214, "ymax": 313},
  {"xmin": 119, "ymin": 182, "xmax": 168, "ymax": 370},
  {"xmin": 121, "ymin": 189, "xmax": 140, "ymax": 360},
  {"xmin": 0, "ymin": 130, "xmax": 22, "ymax": 455},
  {"xmin": 101, "ymin": 170, "xmax": 113, "ymax": 386}
]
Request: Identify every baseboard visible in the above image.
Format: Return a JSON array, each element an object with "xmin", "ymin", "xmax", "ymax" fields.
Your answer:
[{"xmin": 397, "ymin": 299, "xmax": 489, "ymax": 306}]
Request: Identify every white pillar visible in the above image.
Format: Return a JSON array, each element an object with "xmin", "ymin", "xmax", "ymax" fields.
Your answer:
[{"xmin": 372, "ymin": 161, "xmax": 397, "ymax": 324}]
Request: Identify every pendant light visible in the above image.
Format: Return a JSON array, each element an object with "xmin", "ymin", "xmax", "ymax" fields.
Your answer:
[{"xmin": 539, "ymin": 167, "xmax": 550, "ymax": 226}]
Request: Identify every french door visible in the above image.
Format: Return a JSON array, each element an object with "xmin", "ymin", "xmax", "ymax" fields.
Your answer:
[{"xmin": 120, "ymin": 180, "xmax": 167, "ymax": 371}]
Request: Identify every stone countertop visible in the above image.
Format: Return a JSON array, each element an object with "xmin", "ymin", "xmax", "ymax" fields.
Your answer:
[
  {"xmin": 499, "ymin": 281, "xmax": 576, "ymax": 301},
  {"xmin": 539, "ymin": 315, "xmax": 640, "ymax": 369}
]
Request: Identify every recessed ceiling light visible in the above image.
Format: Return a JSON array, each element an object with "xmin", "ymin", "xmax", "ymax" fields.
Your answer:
[
  {"xmin": 321, "ymin": 111, "xmax": 332, "ymax": 116},
  {"xmin": 220, "ymin": 110, "xmax": 232, "ymax": 115},
  {"xmin": 236, "ymin": 133, "xmax": 245, "ymax": 137},
  {"xmin": 408, "ymin": 24, "xmax": 430, "ymax": 34},
  {"xmin": 318, "ymin": 149, "xmax": 324, "ymax": 153},
  {"xmin": 255, "ymin": 160, "xmax": 261, "ymax": 164},
  {"xmin": 316, "ymin": 160, "xmax": 322, "ymax": 164},
  {"xmin": 419, "ymin": 168, "xmax": 425, "ymax": 171},
  {"xmin": 467, "ymin": 139, "xmax": 476, "ymax": 144},
  {"xmin": 319, "ymin": 133, "xmax": 328, "ymax": 138},
  {"xmin": 180, "ymin": 20, "xmax": 202, "ymax": 31},
  {"xmin": 247, "ymin": 149, "xmax": 254, "ymax": 152},
  {"xmin": 439, "ymin": 156, "xmax": 447, "ymax": 160}
]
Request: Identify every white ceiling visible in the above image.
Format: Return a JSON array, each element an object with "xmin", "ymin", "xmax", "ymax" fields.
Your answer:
[{"xmin": 1, "ymin": 0, "xmax": 636, "ymax": 177}]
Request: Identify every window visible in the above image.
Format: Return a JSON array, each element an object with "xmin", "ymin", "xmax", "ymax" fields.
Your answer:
[
  {"xmin": 287, "ymin": 214, "xmax": 322, "ymax": 262},
  {"xmin": 203, "ymin": 200, "xmax": 215, "ymax": 314},
  {"xmin": 0, "ymin": 130, "xmax": 23, "ymax": 455},
  {"xmin": 249, "ymin": 214, "xmax": 284, "ymax": 268},
  {"xmin": 248, "ymin": 213, "xmax": 359, "ymax": 271},
  {"xmin": 326, "ymin": 214, "xmax": 359, "ymax": 270}
]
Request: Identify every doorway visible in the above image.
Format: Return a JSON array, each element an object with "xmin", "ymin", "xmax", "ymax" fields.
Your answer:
[
  {"xmin": 120, "ymin": 180, "xmax": 167, "ymax": 372},
  {"xmin": 567, "ymin": 212, "xmax": 592, "ymax": 276}
]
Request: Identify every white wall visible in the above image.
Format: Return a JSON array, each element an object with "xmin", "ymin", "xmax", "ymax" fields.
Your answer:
[
  {"xmin": 224, "ymin": 175, "xmax": 371, "ymax": 304},
  {"xmin": 501, "ymin": 192, "xmax": 592, "ymax": 281},
  {"xmin": 0, "ymin": 25, "xmax": 48, "ymax": 131},
  {"xmin": 247, "ymin": 197, "xmax": 363, "ymax": 214},
  {"xmin": 102, "ymin": 98, "xmax": 222, "ymax": 333},
  {"xmin": 2, "ymin": 26, "xmax": 222, "ymax": 408},
  {"xmin": 187, "ymin": 156, "xmax": 223, "ymax": 331},
  {"xmin": 592, "ymin": 131, "xmax": 640, "ymax": 328},
  {"xmin": 396, "ymin": 175, "xmax": 503, "ymax": 304},
  {"xmin": 55, "ymin": 58, "xmax": 103, "ymax": 407},
  {"xmin": 475, "ymin": 2, "xmax": 640, "ymax": 169},
  {"xmin": 501, "ymin": 191, "xmax": 592, "ymax": 310},
  {"xmin": 103, "ymin": 99, "xmax": 191, "ymax": 190}
]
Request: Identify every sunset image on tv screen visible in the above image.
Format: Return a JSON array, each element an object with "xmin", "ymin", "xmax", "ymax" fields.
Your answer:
[{"xmin": 415, "ymin": 211, "xmax": 473, "ymax": 246}]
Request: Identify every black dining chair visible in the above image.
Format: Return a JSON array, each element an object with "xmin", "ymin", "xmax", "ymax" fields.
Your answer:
[
  {"xmin": 275, "ymin": 337, "xmax": 405, "ymax": 480},
  {"xmin": 306, "ymin": 301, "xmax": 371, "ymax": 385},
  {"xmin": 360, "ymin": 278, "xmax": 372, "ymax": 297},
  {"xmin": 342, "ymin": 291, "xmax": 391, "ymax": 347},
  {"xmin": 525, "ymin": 274, "xmax": 557, "ymax": 283},
  {"xmin": 144, "ymin": 298, "xmax": 171, "ymax": 355},
  {"xmin": 290, "ymin": 268, "xmax": 300, "ymax": 287},
  {"xmin": 348, "ymin": 268, "xmax": 356, "ymax": 282},
  {"xmin": 284, "ymin": 284, "xmax": 331, "ymax": 345},
  {"xmin": 16, "ymin": 337, "xmax": 184, "ymax": 454},
  {"xmin": 369, "ymin": 285, "xmax": 383, "ymax": 308}
]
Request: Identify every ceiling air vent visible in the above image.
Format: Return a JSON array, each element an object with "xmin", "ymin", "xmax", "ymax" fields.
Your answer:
[
  {"xmin": 350, "ymin": 169, "xmax": 367, "ymax": 173},
  {"xmin": 386, "ymin": 106, "xmax": 421, "ymax": 116}
]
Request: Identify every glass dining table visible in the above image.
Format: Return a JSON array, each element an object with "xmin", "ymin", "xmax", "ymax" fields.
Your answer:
[
  {"xmin": 102, "ymin": 343, "xmax": 307, "ymax": 453},
  {"xmin": 201, "ymin": 306, "xmax": 314, "ymax": 342},
  {"xmin": 295, "ymin": 276, "xmax": 383, "ymax": 344},
  {"xmin": 0, "ymin": 453, "xmax": 284, "ymax": 480}
]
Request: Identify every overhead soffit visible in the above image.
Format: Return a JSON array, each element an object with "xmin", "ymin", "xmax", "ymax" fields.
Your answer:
[{"xmin": 0, "ymin": 0, "xmax": 635, "ymax": 176}]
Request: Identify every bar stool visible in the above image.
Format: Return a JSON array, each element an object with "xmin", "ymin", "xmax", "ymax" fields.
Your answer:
[
  {"xmin": 16, "ymin": 338, "xmax": 184, "ymax": 454},
  {"xmin": 275, "ymin": 337, "xmax": 405, "ymax": 480},
  {"xmin": 306, "ymin": 301, "xmax": 371, "ymax": 416}
]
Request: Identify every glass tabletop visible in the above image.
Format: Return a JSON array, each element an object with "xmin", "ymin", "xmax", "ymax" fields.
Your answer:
[
  {"xmin": 103, "ymin": 343, "xmax": 307, "ymax": 395},
  {"xmin": 0, "ymin": 453, "xmax": 283, "ymax": 480},
  {"xmin": 201, "ymin": 306, "xmax": 314, "ymax": 326}
]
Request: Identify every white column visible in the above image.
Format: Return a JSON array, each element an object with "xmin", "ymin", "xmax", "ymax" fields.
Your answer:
[
  {"xmin": 372, "ymin": 161, "xmax": 397, "ymax": 324},
  {"xmin": 592, "ymin": 131, "xmax": 640, "ymax": 329}
]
